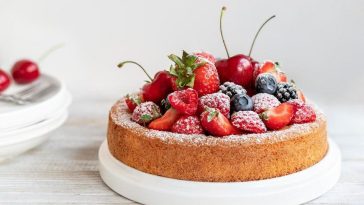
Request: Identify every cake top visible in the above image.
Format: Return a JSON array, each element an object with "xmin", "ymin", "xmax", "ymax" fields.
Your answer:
[
  {"xmin": 110, "ymin": 100, "xmax": 325, "ymax": 146},
  {"xmin": 115, "ymin": 7, "xmax": 321, "ymax": 140}
]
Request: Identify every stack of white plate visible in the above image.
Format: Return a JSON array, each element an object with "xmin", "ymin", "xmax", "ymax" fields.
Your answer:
[{"xmin": 0, "ymin": 74, "xmax": 71, "ymax": 161}]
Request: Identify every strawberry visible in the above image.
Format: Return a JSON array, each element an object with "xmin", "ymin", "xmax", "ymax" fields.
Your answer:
[
  {"xmin": 168, "ymin": 51, "xmax": 220, "ymax": 96},
  {"xmin": 171, "ymin": 115, "xmax": 204, "ymax": 134},
  {"xmin": 251, "ymin": 93, "xmax": 280, "ymax": 113},
  {"xmin": 287, "ymin": 100, "xmax": 316, "ymax": 124},
  {"xmin": 198, "ymin": 93, "xmax": 230, "ymax": 118},
  {"xmin": 118, "ymin": 61, "xmax": 173, "ymax": 104},
  {"xmin": 200, "ymin": 108, "xmax": 239, "ymax": 137},
  {"xmin": 168, "ymin": 88, "xmax": 198, "ymax": 115},
  {"xmin": 125, "ymin": 93, "xmax": 143, "ymax": 112},
  {"xmin": 231, "ymin": 111, "xmax": 267, "ymax": 133},
  {"xmin": 254, "ymin": 61, "xmax": 287, "ymax": 83},
  {"xmin": 194, "ymin": 52, "xmax": 216, "ymax": 64},
  {"xmin": 261, "ymin": 102, "xmax": 295, "ymax": 130},
  {"xmin": 148, "ymin": 108, "xmax": 181, "ymax": 131},
  {"xmin": 131, "ymin": 102, "xmax": 161, "ymax": 125}
]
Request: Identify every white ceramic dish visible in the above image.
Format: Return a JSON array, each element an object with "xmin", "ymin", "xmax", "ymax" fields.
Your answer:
[
  {"xmin": 0, "ymin": 111, "xmax": 68, "ymax": 162},
  {"xmin": 0, "ymin": 74, "xmax": 70, "ymax": 130},
  {"xmin": 99, "ymin": 139, "xmax": 341, "ymax": 205}
]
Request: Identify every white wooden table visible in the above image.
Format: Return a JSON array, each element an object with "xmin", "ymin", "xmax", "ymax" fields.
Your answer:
[{"xmin": 0, "ymin": 98, "xmax": 363, "ymax": 204}]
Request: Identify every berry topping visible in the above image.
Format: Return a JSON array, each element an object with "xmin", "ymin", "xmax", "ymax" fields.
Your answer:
[
  {"xmin": 219, "ymin": 81, "xmax": 247, "ymax": 98},
  {"xmin": 125, "ymin": 93, "xmax": 143, "ymax": 112},
  {"xmin": 131, "ymin": 102, "xmax": 161, "ymax": 125},
  {"xmin": 274, "ymin": 82, "xmax": 298, "ymax": 102},
  {"xmin": 11, "ymin": 59, "xmax": 40, "ymax": 84},
  {"xmin": 160, "ymin": 97, "xmax": 171, "ymax": 113},
  {"xmin": 287, "ymin": 100, "xmax": 316, "ymax": 124},
  {"xmin": 149, "ymin": 108, "xmax": 181, "ymax": 131},
  {"xmin": 168, "ymin": 88, "xmax": 198, "ymax": 115},
  {"xmin": 198, "ymin": 93, "xmax": 230, "ymax": 118},
  {"xmin": 200, "ymin": 108, "xmax": 239, "ymax": 137},
  {"xmin": 231, "ymin": 94, "xmax": 253, "ymax": 112},
  {"xmin": 255, "ymin": 73, "xmax": 278, "ymax": 94},
  {"xmin": 231, "ymin": 111, "xmax": 267, "ymax": 133},
  {"xmin": 254, "ymin": 61, "xmax": 287, "ymax": 83},
  {"xmin": 0, "ymin": 69, "xmax": 11, "ymax": 92},
  {"xmin": 261, "ymin": 102, "xmax": 294, "ymax": 130},
  {"xmin": 194, "ymin": 52, "xmax": 216, "ymax": 64},
  {"xmin": 168, "ymin": 51, "xmax": 220, "ymax": 96},
  {"xmin": 251, "ymin": 93, "xmax": 280, "ymax": 113},
  {"xmin": 171, "ymin": 115, "xmax": 204, "ymax": 134}
]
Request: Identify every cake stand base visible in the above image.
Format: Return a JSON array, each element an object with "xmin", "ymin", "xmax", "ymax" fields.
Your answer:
[{"xmin": 98, "ymin": 139, "xmax": 341, "ymax": 205}]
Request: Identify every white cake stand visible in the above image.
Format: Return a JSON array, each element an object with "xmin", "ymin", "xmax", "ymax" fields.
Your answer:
[{"xmin": 99, "ymin": 139, "xmax": 341, "ymax": 205}]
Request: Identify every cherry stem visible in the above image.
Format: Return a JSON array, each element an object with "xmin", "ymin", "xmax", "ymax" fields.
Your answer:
[
  {"xmin": 117, "ymin": 61, "xmax": 153, "ymax": 81},
  {"xmin": 38, "ymin": 43, "xmax": 64, "ymax": 62},
  {"xmin": 248, "ymin": 15, "xmax": 276, "ymax": 57},
  {"xmin": 220, "ymin": 6, "xmax": 230, "ymax": 58}
]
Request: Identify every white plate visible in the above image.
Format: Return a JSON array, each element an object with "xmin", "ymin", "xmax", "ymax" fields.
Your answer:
[
  {"xmin": 99, "ymin": 139, "xmax": 341, "ymax": 205},
  {"xmin": 0, "ymin": 111, "xmax": 68, "ymax": 161},
  {"xmin": 0, "ymin": 74, "xmax": 71, "ymax": 130}
]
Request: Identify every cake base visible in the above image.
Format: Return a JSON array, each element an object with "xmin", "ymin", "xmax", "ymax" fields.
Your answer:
[{"xmin": 98, "ymin": 138, "xmax": 341, "ymax": 205}]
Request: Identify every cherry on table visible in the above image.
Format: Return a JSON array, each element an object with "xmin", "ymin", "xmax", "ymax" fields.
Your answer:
[{"xmin": 0, "ymin": 69, "xmax": 11, "ymax": 92}]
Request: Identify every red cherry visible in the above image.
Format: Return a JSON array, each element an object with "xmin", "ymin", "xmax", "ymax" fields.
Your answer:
[
  {"xmin": 216, "ymin": 7, "xmax": 275, "ymax": 88},
  {"xmin": 118, "ymin": 61, "xmax": 173, "ymax": 103},
  {"xmin": 0, "ymin": 69, "xmax": 11, "ymax": 92},
  {"xmin": 11, "ymin": 59, "xmax": 40, "ymax": 84}
]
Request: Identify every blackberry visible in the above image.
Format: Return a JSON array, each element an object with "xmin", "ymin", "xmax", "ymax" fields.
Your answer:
[
  {"xmin": 274, "ymin": 83, "xmax": 298, "ymax": 102},
  {"xmin": 219, "ymin": 82, "xmax": 246, "ymax": 98}
]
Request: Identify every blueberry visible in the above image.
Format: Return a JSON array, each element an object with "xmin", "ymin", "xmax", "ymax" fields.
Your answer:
[
  {"xmin": 255, "ymin": 73, "xmax": 277, "ymax": 94},
  {"xmin": 231, "ymin": 94, "xmax": 253, "ymax": 112}
]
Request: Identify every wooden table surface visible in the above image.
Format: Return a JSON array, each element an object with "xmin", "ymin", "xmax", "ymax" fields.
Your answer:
[{"xmin": 0, "ymin": 98, "xmax": 363, "ymax": 204}]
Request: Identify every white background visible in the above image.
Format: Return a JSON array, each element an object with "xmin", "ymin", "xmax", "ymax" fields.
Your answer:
[{"xmin": 0, "ymin": 0, "xmax": 363, "ymax": 106}]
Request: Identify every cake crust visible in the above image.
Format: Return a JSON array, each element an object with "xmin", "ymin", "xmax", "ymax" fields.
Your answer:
[{"xmin": 107, "ymin": 100, "xmax": 328, "ymax": 182}]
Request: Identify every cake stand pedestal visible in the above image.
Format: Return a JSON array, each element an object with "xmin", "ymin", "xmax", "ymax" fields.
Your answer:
[{"xmin": 98, "ymin": 139, "xmax": 341, "ymax": 205}]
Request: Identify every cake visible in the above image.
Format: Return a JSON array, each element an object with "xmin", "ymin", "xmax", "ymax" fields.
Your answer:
[{"xmin": 107, "ymin": 8, "xmax": 328, "ymax": 182}]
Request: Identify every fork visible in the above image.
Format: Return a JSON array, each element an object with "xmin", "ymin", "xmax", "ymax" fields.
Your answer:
[{"xmin": 0, "ymin": 82, "xmax": 52, "ymax": 105}]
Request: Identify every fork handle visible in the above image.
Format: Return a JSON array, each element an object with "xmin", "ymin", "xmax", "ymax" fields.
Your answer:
[{"xmin": 0, "ymin": 95, "xmax": 29, "ymax": 105}]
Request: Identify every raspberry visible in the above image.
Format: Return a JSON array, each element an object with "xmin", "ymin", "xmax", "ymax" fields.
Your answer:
[
  {"xmin": 198, "ymin": 93, "xmax": 230, "ymax": 118},
  {"xmin": 291, "ymin": 103, "xmax": 316, "ymax": 124},
  {"xmin": 252, "ymin": 93, "xmax": 280, "ymax": 113},
  {"xmin": 168, "ymin": 88, "xmax": 198, "ymax": 115},
  {"xmin": 131, "ymin": 102, "xmax": 161, "ymax": 125},
  {"xmin": 231, "ymin": 111, "xmax": 267, "ymax": 133},
  {"xmin": 171, "ymin": 115, "xmax": 204, "ymax": 134}
]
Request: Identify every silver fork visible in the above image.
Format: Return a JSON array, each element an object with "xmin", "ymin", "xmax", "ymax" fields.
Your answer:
[{"xmin": 0, "ymin": 82, "xmax": 52, "ymax": 105}]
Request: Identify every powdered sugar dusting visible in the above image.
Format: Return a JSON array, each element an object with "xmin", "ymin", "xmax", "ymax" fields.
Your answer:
[
  {"xmin": 198, "ymin": 93, "xmax": 230, "ymax": 118},
  {"xmin": 252, "ymin": 93, "xmax": 280, "ymax": 113},
  {"xmin": 110, "ymin": 99, "xmax": 326, "ymax": 147}
]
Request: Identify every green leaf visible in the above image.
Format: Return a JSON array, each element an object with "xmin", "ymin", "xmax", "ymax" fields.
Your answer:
[
  {"xmin": 168, "ymin": 54, "xmax": 184, "ymax": 68},
  {"xmin": 169, "ymin": 66, "xmax": 178, "ymax": 76},
  {"xmin": 140, "ymin": 114, "xmax": 152, "ymax": 122},
  {"xmin": 186, "ymin": 75, "xmax": 195, "ymax": 87},
  {"xmin": 207, "ymin": 108, "xmax": 218, "ymax": 122}
]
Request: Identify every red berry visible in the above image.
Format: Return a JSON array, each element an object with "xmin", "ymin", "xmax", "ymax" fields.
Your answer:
[
  {"xmin": 142, "ymin": 71, "xmax": 173, "ymax": 103},
  {"xmin": 171, "ymin": 115, "xmax": 204, "ymax": 134},
  {"xmin": 125, "ymin": 93, "xmax": 143, "ymax": 112},
  {"xmin": 261, "ymin": 103, "xmax": 295, "ymax": 130},
  {"xmin": 200, "ymin": 108, "xmax": 239, "ymax": 137},
  {"xmin": 254, "ymin": 61, "xmax": 287, "ymax": 83},
  {"xmin": 11, "ymin": 59, "xmax": 40, "ymax": 84},
  {"xmin": 231, "ymin": 111, "xmax": 267, "ymax": 133},
  {"xmin": 131, "ymin": 102, "xmax": 161, "ymax": 125},
  {"xmin": 0, "ymin": 69, "xmax": 11, "ymax": 92},
  {"xmin": 198, "ymin": 93, "xmax": 230, "ymax": 118},
  {"xmin": 168, "ymin": 88, "xmax": 198, "ymax": 115},
  {"xmin": 215, "ymin": 54, "xmax": 255, "ymax": 88},
  {"xmin": 168, "ymin": 51, "xmax": 220, "ymax": 96},
  {"xmin": 149, "ymin": 108, "xmax": 181, "ymax": 131},
  {"xmin": 287, "ymin": 100, "xmax": 316, "ymax": 124},
  {"xmin": 251, "ymin": 93, "xmax": 280, "ymax": 113},
  {"xmin": 194, "ymin": 52, "xmax": 216, "ymax": 64}
]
